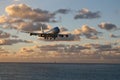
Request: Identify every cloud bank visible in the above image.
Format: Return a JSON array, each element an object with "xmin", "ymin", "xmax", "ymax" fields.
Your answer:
[{"xmin": 0, "ymin": 43, "xmax": 120, "ymax": 62}]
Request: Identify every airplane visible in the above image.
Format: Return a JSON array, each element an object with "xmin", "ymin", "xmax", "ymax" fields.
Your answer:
[{"xmin": 28, "ymin": 27, "xmax": 69, "ymax": 40}]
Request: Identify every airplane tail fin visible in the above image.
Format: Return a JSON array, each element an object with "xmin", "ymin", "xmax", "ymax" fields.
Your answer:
[{"xmin": 41, "ymin": 26, "xmax": 44, "ymax": 33}]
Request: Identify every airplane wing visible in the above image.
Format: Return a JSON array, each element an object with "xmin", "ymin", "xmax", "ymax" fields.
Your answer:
[
  {"xmin": 29, "ymin": 32, "xmax": 58, "ymax": 39},
  {"xmin": 30, "ymin": 33, "xmax": 56, "ymax": 37},
  {"xmin": 23, "ymin": 27, "xmax": 69, "ymax": 40}
]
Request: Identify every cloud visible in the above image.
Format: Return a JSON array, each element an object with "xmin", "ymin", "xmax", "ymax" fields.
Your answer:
[
  {"xmin": 0, "ymin": 30, "xmax": 18, "ymax": 39},
  {"xmin": 55, "ymin": 9, "xmax": 71, "ymax": 14},
  {"xmin": 5, "ymin": 4, "xmax": 32, "ymax": 18},
  {"xmin": 0, "ymin": 47, "xmax": 9, "ymax": 54},
  {"xmin": 0, "ymin": 30, "xmax": 10, "ymax": 38},
  {"xmin": 2, "ymin": 22, "xmax": 51, "ymax": 32},
  {"xmin": 0, "ymin": 30, "xmax": 33, "ymax": 45},
  {"xmin": 0, "ymin": 4, "xmax": 55, "ymax": 31},
  {"xmin": 74, "ymin": 8, "xmax": 101, "ymax": 19},
  {"xmin": 113, "ymin": 46, "xmax": 120, "ymax": 53},
  {"xmin": 91, "ymin": 43, "xmax": 112, "ymax": 51},
  {"xmin": 9, "ymin": 18, "xmax": 24, "ymax": 23},
  {"xmin": 17, "ymin": 44, "xmax": 91, "ymax": 58},
  {"xmin": 73, "ymin": 25, "xmax": 101, "ymax": 39},
  {"xmin": 99, "ymin": 46, "xmax": 120, "ymax": 59},
  {"xmin": 38, "ymin": 44, "xmax": 90, "ymax": 53},
  {"xmin": 11, "ymin": 35, "xmax": 19, "ymax": 38},
  {"xmin": 0, "ymin": 43, "xmax": 120, "ymax": 62},
  {"xmin": 18, "ymin": 22, "xmax": 50, "ymax": 31},
  {"xmin": 0, "ymin": 15, "xmax": 24, "ymax": 24},
  {"xmin": 59, "ymin": 27, "xmax": 68, "ymax": 32},
  {"xmin": 0, "ymin": 39, "xmax": 32, "ymax": 45},
  {"xmin": 84, "ymin": 43, "xmax": 120, "ymax": 59},
  {"xmin": 20, "ymin": 47, "xmax": 34, "ymax": 53},
  {"xmin": 5, "ymin": 4, "xmax": 55, "ymax": 22},
  {"xmin": 88, "ymin": 43, "xmax": 120, "ymax": 58},
  {"xmin": 0, "ymin": 15, "xmax": 8, "ymax": 24},
  {"xmin": 98, "ymin": 22, "xmax": 117, "ymax": 31},
  {"xmin": 110, "ymin": 34, "xmax": 120, "ymax": 38},
  {"xmin": 15, "ymin": 43, "xmax": 120, "ymax": 60}
]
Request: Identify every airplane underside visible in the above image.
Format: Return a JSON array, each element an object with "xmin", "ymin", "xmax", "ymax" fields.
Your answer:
[{"xmin": 30, "ymin": 33, "xmax": 69, "ymax": 40}]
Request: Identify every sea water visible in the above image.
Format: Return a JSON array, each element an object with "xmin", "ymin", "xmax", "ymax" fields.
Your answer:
[{"xmin": 0, "ymin": 63, "xmax": 120, "ymax": 80}]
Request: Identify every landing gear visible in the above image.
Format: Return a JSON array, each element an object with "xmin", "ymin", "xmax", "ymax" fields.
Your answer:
[{"xmin": 44, "ymin": 37, "xmax": 56, "ymax": 40}]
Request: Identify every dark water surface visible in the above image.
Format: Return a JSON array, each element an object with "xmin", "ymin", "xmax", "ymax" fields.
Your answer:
[{"xmin": 0, "ymin": 63, "xmax": 120, "ymax": 80}]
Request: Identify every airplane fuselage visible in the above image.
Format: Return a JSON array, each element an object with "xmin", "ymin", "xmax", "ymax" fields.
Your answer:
[{"xmin": 29, "ymin": 27, "xmax": 69, "ymax": 40}]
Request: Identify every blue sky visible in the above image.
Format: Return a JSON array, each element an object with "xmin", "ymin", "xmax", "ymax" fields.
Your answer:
[{"xmin": 0, "ymin": 0, "xmax": 120, "ymax": 63}]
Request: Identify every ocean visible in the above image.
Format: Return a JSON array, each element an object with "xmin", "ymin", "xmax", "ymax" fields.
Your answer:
[{"xmin": 0, "ymin": 63, "xmax": 120, "ymax": 80}]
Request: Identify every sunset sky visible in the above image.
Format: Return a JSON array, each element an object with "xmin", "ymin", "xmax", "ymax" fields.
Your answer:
[{"xmin": 0, "ymin": 0, "xmax": 120, "ymax": 63}]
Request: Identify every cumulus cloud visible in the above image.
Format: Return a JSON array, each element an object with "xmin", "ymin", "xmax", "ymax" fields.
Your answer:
[
  {"xmin": 59, "ymin": 27, "xmax": 68, "ymax": 32},
  {"xmin": 0, "ymin": 47, "xmax": 9, "ymax": 54},
  {"xmin": 91, "ymin": 43, "xmax": 112, "ymax": 51},
  {"xmin": 17, "ymin": 22, "xmax": 50, "ymax": 31},
  {"xmin": 0, "ymin": 43, "xmax": 120, "ymax": 62},
  {"xmin": 0, "ymin": 30, "xmax": 10, "ymax": 38},
  {"xmin": 88, "ymin": 44, "xmax": 120, "ymax": 58},
  {"xmin": 38, "ymin": 44, "xmax": 90, "ymax": 53},
  {"xmin": 5, "ymin": 4, "xmax": 55, "ymax": 22},
  {"xmin": 74, "ymin": 8, "xmax": 101, "ymax": 19},
  {"xmin": 20, "ymin": 47, "xmax": 34, "ymax": 53},
  {"xmin": 110, "ymin": 34, "xmax": 120, "ymax": 38},
  {"xmin": 0, "ymin": 29, "xmax": 33, "ymax": 46},
  {"xmin": 15, "ymin": 43, "xmax": 120, "ymax": 60},
  {"xmin": 0, "ymin": 30, "xmax": 19, "ymax": 39},
  {"xmin": 0, "ymin": 15, "xmax": 8, "ymax": 24},
  {"xmin": 73, "ymin": 25, "xmax": 101, "ymax": 39},
  {"xmin": 17, "ymin": 44, "xmax": 91, "ymax": 58},
  {"xmin": 0, "ymin": 4, "xmax": 56, "ymax": 32},
  {"xmin": 11, "ymin": 35, "xmax": 19, "ymax": 38},
  {"xmin": 84, "ymin": 43, "xmax": 120, "ymax": 59},
  {"xmin": 9, "ymin": 18, "xmax": 24, "ymax": 23},
  {"xmin": 98, "ymin": 22, "xmax": 117, "ymax": 31},
  {"xmin": 1, "ymin": 22, "xmax": 51, "ymax": 32},
  {"xmin": 0, "ymin": 15, "xmax": 24, "ymax": 24},
  {"xmin": 55, "ymin": 9, "xmax": 71, "ymax": 14}
]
